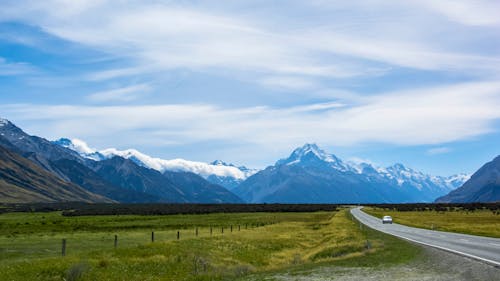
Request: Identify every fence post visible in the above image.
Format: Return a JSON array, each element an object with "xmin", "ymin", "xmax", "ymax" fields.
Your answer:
[
  {"xmin": 230, "ymin": 225, "xmax": 233, "ymax": 233},
  {"xmin": 221, "ymin": 226, "xmax": 224, "ymax": 234},
  {"xmin": 245, "ymin": 224, "xmax": 247, "ymax": 229},
  {"xmin": 62, "ymin": 239, "xmax": 66, "ymax": 257},
  {"xmin": 210, "ymin": 226, "xmax": 212, "ymax": 236},
  {"xmin": 196, "ymin": 227, "xmax": 198, "ymax": 237},
  {"xmin": 238, "ymin": 225, "xmax": 240, "ymax": 231},
  {"xmin": 177, "ymin": 231, "xmax": 180, "ymax": 240},
  {"xmin": 151, "ymin": 231, "xmax": 155, "ymax": 242},
  {"xmin": 114, "ymin": 235, "xmax": 118, "ymax": 248}
]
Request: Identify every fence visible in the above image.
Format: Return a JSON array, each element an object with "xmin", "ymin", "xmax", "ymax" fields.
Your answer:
[{"xmin": 0, "ymin": 223, "xmax": 271, "ymax": 261}]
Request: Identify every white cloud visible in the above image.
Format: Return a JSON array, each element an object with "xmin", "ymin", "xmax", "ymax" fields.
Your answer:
[
  {"xmin": 259, "ymin": 76, "xmax": 318, "ymax": 90},
  {"xmin": 2, "ymin": 0, "xmax": 498, "ymax": 89},
  {"xmin": 87, "ymin": 83, "xmax": 151, "ymax": 102},
  {"xmin": 415, "ymin": 0, "xmax": 500, "ymax": 26},
  {"xmin": 2, "ymin": 81, "xmax": 499, "ymax": 151},
  {"xmin": 427, "ymin": 147, "xmax": 452, "ymax": 155}
]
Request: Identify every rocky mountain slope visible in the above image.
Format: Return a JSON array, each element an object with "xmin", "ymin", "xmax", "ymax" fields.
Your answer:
[
  {"xmin": 436, "ymin": 155, "xmax": 500, "ymax": 203},
  {"xmin": 1, "ymin": 119, "xmax": 241, "ymax": 203},
  {"xmin": 0, "ymin": 137, "xmax": 110, "ymax": 203}
]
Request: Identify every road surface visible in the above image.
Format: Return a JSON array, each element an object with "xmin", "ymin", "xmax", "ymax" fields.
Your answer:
[{"xmin": 351, "ymin": 207, "xmax": 500, "ymax": 267}]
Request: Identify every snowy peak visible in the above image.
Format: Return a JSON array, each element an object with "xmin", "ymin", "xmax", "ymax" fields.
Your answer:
[
  {"xmin": 277, "ymin": 143, "xmax": 348, "ymax": 171},
  {"xmin": 211, "ymin": 160, "xmax": 230, "ymax": 166},
  {"xmin": 210, "ymin": 160, "xmax": 257, "ymax": 175},
  {"xmin": 445, "ymin": 173, "xmax": 471, "ymax": 187},
  {"xmin": 0, "ymin": 117, "xmax": 9, "ymax": 127},
  {"xmin": 53, "ymin": 138, "xmax": 258, "ymax": 187},
  {"xmin": 289, "ymin": 143, "xmax": 334, "ymax": 162},
  {"xmin": 276, "ymin": 144, "xmax": 468, "ymax": 196},
  {"xmin": 52, "ymin": 138, "xmax": 105, "ymax": 161}
]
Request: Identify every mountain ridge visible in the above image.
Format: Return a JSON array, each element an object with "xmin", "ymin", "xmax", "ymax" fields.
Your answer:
[
  {"xmin": 53, "ymin": 138, "xmax": 258, "ymax": 189},
  {"xmin": 436, "ymin": 155, "xmax": 500, "ymax": 203},
  {"xmin": 1, "ymin": 119, "xmax": 242, "ymax": 203},
  {"xmin": 233, "ymin": 143, "xmax": 468, "ymax": 203}
]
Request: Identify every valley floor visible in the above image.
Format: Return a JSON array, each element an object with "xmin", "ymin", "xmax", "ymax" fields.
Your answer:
[{"xmin": 1, "ymin": 207, "xmax": 497, "ymax": 280}]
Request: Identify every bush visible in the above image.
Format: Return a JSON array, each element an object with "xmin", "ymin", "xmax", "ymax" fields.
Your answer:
[{"xmin": 65, "ymin": 262, "xmax": 89, "ymax": 281}]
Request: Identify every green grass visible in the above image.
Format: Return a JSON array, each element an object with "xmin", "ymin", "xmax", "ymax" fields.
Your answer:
[
  {"xmin": 0, "ymin": 209, "xmax": 422, "ymax": 280},
  {"xmin": 364, "ymin": 207, "xmax": 500, "ymax": 238}
]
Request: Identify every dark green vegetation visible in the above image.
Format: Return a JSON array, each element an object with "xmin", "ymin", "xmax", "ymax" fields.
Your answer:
[
  {"xmin": 436, "ymin": 155, "xmax": 500, "ymax": 203},
  {"xmin": 0, "ymin": 209, "xmax": 422, "ymax": 280},
  {"xmin": 365, "ymin": 206, "xmax": 500, "ymax": 238},
  {"xmin": 0, "ymin": 203, "xmax": 339, "ymax": 215},
  {"xmin": 365, "ymin": 202, "xmax": 499, "ymax": 212}
]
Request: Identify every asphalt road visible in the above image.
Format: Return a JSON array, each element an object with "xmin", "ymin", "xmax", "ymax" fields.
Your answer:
[{"xmin": 351, "ymin": 207, "xmax": 500, "ymax": 267}]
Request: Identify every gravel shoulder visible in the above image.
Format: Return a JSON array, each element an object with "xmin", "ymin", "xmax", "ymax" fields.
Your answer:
[{"xmin": 242, "ymin": 245, "xmax": 499, "ymax": 281}]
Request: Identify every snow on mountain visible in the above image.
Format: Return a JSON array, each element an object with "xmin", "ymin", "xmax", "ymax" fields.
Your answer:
[
  {"xmin": 209, "ymin": 160, "xmax": 258, "ymax": 177},
  {"xmin": 281, "ymin": 143, "xmax": 468, "ymax": 194},
  {"xmin": 53, "ymin": 138, "xmax": 258, "ymax": 186},
  {"xmin": 348, "ymin": 160, "xmax": 468, "ymax": 192},
  {"xmin": 276, "ymin": 143, "xmax": 351, "ymax": 172},
  {"xmin": 0, "ymin": 118, "xmax": 8, "ymax": 127},
  {"xmin": 53, "ymin": 138, "xmax": 105, "ymax": 161},
  {"xmin": 235, "ymin": 143, "xmax": 470, "ymax": 203}
]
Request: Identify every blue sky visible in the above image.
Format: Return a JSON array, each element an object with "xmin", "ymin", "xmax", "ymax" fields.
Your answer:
[{"xmin": 0, "ymin": 0, "xmax": 499, "ymax": 175}]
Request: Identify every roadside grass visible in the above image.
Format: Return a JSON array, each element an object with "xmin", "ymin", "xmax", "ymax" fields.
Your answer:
[
  {"xmin": 237, "ymin": 210, "xmax": 423, "ymax": 280},
  {"xmin": 0, "ymin": 208, "xmax": 422, "ymax": 280},
  {"xmin": 364, "ymin": 207, "xmax": 500, "ymax": 238}
]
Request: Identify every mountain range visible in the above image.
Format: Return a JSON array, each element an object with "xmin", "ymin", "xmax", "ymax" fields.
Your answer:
[
  {"xmin": 3, "ymin": 117, "xmax": 495, "ymax": 204},
  {"xmin": 233, "ymin": 144, "xmax": 467, "ymax": 203},
  {"xmin": 0, "ymin": 118, "xmax": 241, "ymax": 203},
  {"xmin": 53, "ymin": 138, "xmax": 257, "ymax": 190}
]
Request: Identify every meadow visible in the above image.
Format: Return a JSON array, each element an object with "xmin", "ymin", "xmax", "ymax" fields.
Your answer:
[
  {"xmin": 0, "ymin": 208, "xmax": 421, "ymax": 280},
  {"xmin": 364, "ymin": 207, "xmax": 500, "ymax": 238}
]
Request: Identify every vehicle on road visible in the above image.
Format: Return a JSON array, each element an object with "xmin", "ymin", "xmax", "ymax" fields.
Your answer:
[{"xmin": 382, "ymin": 215, "xmax": 393, "ymax": 224}]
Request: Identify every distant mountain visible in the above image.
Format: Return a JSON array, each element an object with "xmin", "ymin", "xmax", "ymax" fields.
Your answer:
[
  {"xmin": 0, "ymin": 119, "xmax": 159, "ymax": 203},
  {"xmin": 0, "ymin": 137, "xmax": 110, "ymax": 203},
  {"xmin": 436, "ymin": 156, "xmax": 500, "ymax": 203},
  {"xmin": 54, "ymin": 138, "xmax": 258, "ymax": 189},
  {"xmin": 50, "ymin": 158, "xmax": 161, "ymax": 203},
  {"xmin": 91, "ymin": 156, "xmax": 187, "ymax": 202},
  {"xmin": 1, "ymin": 119, "xmax": 240, "ymax": 203},
  {"xmin": 234, "ymin": 144, "xmax": 467, "ymax": 203},
  {"xmin": 163, "ymin": 170, "xmax": 244, "ymax": 203}
]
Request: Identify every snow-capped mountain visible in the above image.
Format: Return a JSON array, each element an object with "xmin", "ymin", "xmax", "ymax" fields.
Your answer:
[
  {"xmin": 233, "ymin": 143, "xmax": 469, "ymax": 203},
  {"xmin": 52, "ymin": 138, "xmax": 106, "ymax": 161},
  {"xmin": 53, "ymin": 138, "xmax": 258, "ymax": 189},
  {"xmin": 276, "ymin": 143, "xmax": 352, "ymax": 172},
  {"xmin": 207, "ymin": 160, "xmax": 259, "ymax": 190}
]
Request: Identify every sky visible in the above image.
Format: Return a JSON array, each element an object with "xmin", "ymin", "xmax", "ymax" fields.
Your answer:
[{"xmin": 0, "ymin": 0, "xmax": 499, "ymax": 176}]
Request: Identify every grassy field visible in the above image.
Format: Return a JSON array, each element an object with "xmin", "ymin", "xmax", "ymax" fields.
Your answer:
[
  {"xmin": 364, "ymin": 207, "xmax": 500, "ymax": 238},
  {"xmin": 0, "ymin": 208, "xmax": 421, "ymax": 280}
]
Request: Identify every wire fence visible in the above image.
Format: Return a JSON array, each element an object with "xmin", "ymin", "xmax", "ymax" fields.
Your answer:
[{"xmin": 0, "ymin": 223, "xmax": 269, "ymax": 261}]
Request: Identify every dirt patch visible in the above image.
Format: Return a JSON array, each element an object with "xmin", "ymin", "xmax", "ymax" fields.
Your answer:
[{"xmin": 242, "ymin": 245, "xmax": 499, "ymax": 281}]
